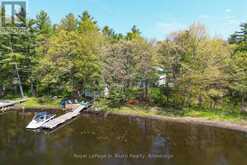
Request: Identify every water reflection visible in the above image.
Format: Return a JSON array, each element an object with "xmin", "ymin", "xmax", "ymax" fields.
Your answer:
[
  {"xmin": 0, "ymin": 111, "xmax": 247, "ymax": 165},
  {"xmin": 151, "ymin": 134, "xmax": 171, "ymax": 156}
]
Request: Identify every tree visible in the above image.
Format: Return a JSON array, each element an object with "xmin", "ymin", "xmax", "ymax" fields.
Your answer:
[
  {"xmin": 229, "ymin": 23, "xmax": 247, "ymax": 52},
  {"xmin": 229, "ymin": 22, "xmax": 247, "ymax": 112},
  {"xmin": 134, "ymin": 39, "xmax": 157, "ymax": 100},
  {"xmin": 126, "ymin": 25, "xmax": 141, "ymax": 40},
  {"xmin": 35, "ymin": 10, "xmax": 53, "ymax": 55},
  {"xmin": 57, "ymin": 13, "xmax": 77, "ymax": 32},
  {"xmin": 34, "ymin": 11, "xmax": 103, "ymax": 96},
  {"xmin": 102, "ymin": 26, "xmax": 124, "ymax": 42},
  {"xmin": 183, "ymin": 38, "xmax": 231, "ymax": 107},
  {"xmin": 78, "ymin": 11, "xmax": 99, "ymax": 33},
  {"xmin": 102, "ymin": 41, "xmax": 137, "ymax": 91},
  {"xmin": 35, "ymin": 10, "xmax": 52, "ymax": 35},
  {"xmin": 158, "ymin": 23, "xmax": 231, "ymax": 107},
  {"xmin": 102, "ymin": 37, "xmax": 156, "ymax": 101},
  {"xmin": 229, "ymin": 52, "xmax": 247, "ymax": 112},
  {"xmin": 0, "ymin": 14, "xmax": 37, "ymax": 97},
  {"xmin": 102, "ymin": 26, "xmax": 114, "ymax": 38}
]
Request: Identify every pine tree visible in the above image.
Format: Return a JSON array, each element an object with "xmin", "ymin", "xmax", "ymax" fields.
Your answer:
[
  {"xmin": 57, "ymin": 13, "xmax": 77, "ymax": 32},
  {"xmin": 78, "ymin": 11, "xmax": 99, "ymax": 33}
]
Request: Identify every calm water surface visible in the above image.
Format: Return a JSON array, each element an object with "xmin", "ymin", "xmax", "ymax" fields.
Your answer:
[{"xmin": 0, "ymin": 111, "xmax": 247, "ymax": 165}]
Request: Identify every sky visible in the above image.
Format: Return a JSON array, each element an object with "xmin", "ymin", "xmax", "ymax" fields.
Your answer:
[{"xmin": 24, "ymin": 0, "xmax": 247, "ymax": 40}]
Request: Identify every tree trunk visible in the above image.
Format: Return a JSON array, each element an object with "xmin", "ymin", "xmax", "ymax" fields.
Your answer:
[
  {"xmin": 30, "ymin": 81, "xmax": 36, "ymax": 96},
  {"xmin": 198, "ymin": 95, "xmax": 203, "ymax": 107},
  {"xmin": 144, "ymin": 79, "xmax": 148, "ymax": 101},
  {"xmin": 240, "ymin": 94, "xmax": 246, "ymax": 113},
  {"xmin": 0, "ymin": 85, "xmax": 4, "ymax": 97}
]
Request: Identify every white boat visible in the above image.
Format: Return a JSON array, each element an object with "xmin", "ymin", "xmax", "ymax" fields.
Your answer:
[{"xmin": 26, "ymin": 112, "xmax": 56, "ymax": 129}]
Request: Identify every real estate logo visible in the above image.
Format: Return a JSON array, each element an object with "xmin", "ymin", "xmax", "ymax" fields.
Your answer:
[{"xmin": 0, "ymin": 0, "xmax": 27, "ymax": 33}]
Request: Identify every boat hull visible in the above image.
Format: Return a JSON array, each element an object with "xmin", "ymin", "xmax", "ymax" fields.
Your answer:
[{"xmin": 26, "ymin": 115, "xmax": 56, "ymax": 129}]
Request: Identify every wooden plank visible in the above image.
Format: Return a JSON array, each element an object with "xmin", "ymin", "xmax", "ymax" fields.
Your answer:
[
  {"xmin": 45, "ymin": 115, "xmax": 81, "ymax": 134},
  {"xmin": 41, "ymin": 105, "xmax": 86, "ymax": 129},
  {"xmin": 0, "ymin": 99, "xmax": 28, "ymax": 111},
  {"xmin": 0, "ymin": 102, "xmax": 16, "ymax": 110},
  {"xmin": 0, "ymin": 99, "xmax": 27, "ymax": 107}
]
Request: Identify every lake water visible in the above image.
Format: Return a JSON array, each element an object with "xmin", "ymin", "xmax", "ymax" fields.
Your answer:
[{"xmin": 1, "ymin": 111, "xmax": 247, "ymax": 165}]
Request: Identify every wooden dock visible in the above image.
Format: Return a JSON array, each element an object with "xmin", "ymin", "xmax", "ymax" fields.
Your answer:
[
  {"xmin": 0, "ymin": 99, "xmax": 27, "ymax": 112},
  {"xmin": 41, "ymin": 104, "xmax": 89, "ymax": 130}
]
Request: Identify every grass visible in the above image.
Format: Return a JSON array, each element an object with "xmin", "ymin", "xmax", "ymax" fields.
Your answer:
[
  {"xmin": 95, "ymin": 99, "xmax": 247, "ymax": 124},
  {"xmin": 183, "ymin": 108, "xmax": 247, "ymax": 123},
  {"xmin": 4, "ymin": 96, "xmax": 247, "ymax": 124},
  {"xmin": 22, "ymin": 97, "xmax": 62, "ymax": 109}
]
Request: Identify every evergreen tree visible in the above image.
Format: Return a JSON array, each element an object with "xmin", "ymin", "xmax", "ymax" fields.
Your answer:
[
  {"xmin": 78, "ymin": 11, "xmax": 99, "ymax": 33},
  {"xmin": 126, "ymin": 25, "xmax": 141, "ymax": 40},
  {"xmin": 229, "ymin": 23, "xmax": 247, "ymax": 52},
  {"xmin": 57, "ymin": 13, "xmax": 77, "ymax": 32}
]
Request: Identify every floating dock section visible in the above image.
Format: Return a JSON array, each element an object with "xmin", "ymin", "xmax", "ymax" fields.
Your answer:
[
  {"xmin": 0, "ymin": 99, "xmax": 27, "ymax": 112},
  {"xmin": 41, "ymin": 105, "xmax": 88, "ymax": 130}
]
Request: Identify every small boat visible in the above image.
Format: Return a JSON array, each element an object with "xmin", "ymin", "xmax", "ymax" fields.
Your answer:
[
  {"xmin": 60, "ymin": 98, "xmax": 91, "ymax": 110},
  {"xmin": 80, "ymin": 101, "xmax": 90, "ymax": 108},
  {"xmin": 26, "ymin": 112, "xmax": 56, "ymax": 129}
]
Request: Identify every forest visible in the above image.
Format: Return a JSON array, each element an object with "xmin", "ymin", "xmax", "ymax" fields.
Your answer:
[{"xmin": 0, "ymin": 10, "xmax": 247, "ymax": 114}]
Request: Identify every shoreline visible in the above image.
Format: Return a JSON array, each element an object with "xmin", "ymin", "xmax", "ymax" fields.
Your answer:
[
  {"xmin": 9, "ymin": 105, "xmax": 247, "ymax": 133},
  {"xmin": 11, "ymin": 106, "xmax": 63, "ymax": 111},
  {"xmin": 86, "ymin": 110, "xmax": 247, "ymax": 133}
]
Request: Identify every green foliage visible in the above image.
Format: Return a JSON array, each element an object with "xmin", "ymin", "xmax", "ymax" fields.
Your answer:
[
  {"xmin": 229, "ymin": 23, "xmax": 247, "ymax": 51},
  {"xmin": 22, "ymin": 97, "xmax": 61, "ymax": 108},
  {"xmin": 34, "ymin": 29, "xmax": 102, "ymax": 96},
  {"xmin": 157, "ymin": 23, "xmax": 232, "ymax": 108},
  {"xmin": 126, "ymin": 25, "xmax": 142, "ymax": 40},
  {"xmin": 95, "ymin": 103, "xmax": 246, "ymax": 124},
  {"xmin": 78, "ymin": 11, "xmax": 99, "ymax": 33},
  {"xmin": 149, "ymin": 88, "xmax": 165, "ymax": 105},
  {"xmin": 229, "ymin": 52, "xmax": 247, "ymax": 94},
  {"xmin": 102, "ymin": 26, "xmax": 124, "ymax": 42},
  {"xmin": 57, "ymin": 13, "xmax": 77, "ymax": 32},
  {"xmin": 229, "ymin": 23, "xmax": 247, "ymax": 112},
  {"xmin": 35, "ymin": 10, "xmax": 52, "ymax": 35},
  {"xmin": 108, "ymin": 88, "xmax": 127, "ymax": 107},
  {"xmin": 0, "ymin": 9, "xmax": 246, "ymax": 118}
]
